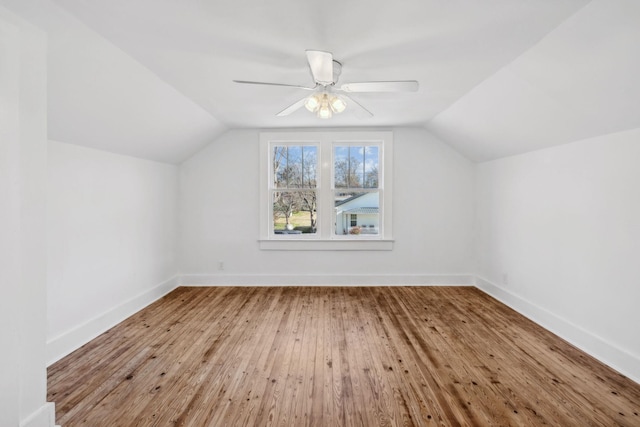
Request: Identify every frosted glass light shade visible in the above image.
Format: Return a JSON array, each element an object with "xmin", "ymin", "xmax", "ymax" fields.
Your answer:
[
  {"xmin": 330, "ymin": 96, "xmax": 346, "ymax": 113},
  {"xmin": 318, "ymin": 105, "xmax": 332, "ymax": 119},
  {"xmin": 305, "ymin": 94, "xmax": 321, "ymax": 112}
]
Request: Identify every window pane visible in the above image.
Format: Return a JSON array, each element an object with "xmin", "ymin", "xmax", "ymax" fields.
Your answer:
[
  {"xmin": 302, "ymin": 146, "xmax": 317, "ymax": 188},
  {"xmin": 287, "ymin": 146, "xmax": 302, "ymax": 187},
  {"xmin": 334, "ymin": 191, "xmax": 379, "ymax": 235},
  {"xmin": 349, "ymin": 147, "xmax": 364, "ymax": 188},
  {"xmin": 334, "ymin": 145, "xmax": 379, "ymax": 189},
  {"xmin": 272, "ymin": 190, "xmax": 317, "ymax": 234},
  {"xmin": 364, "ymin": 146, "xmax": 379, "ymax": 188},
  {"xmin": 334, "ymin": 146, "xmax": 349, "ymax": 188},
  {"xmin": 273, "ymin": 145, "xmax": 317, "ymax": 189}
]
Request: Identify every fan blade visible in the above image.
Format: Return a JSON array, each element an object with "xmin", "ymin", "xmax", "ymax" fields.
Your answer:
[
  {"xmin": 341, "ymin": 94, "xmax": 373, "ymax": 119},
  {"xmin": 339, "ymin": 80, "xmax": 419, "ymax": 93},
  {"xmin": 233, "ymin": 80, "xmax": 315, "ymax": 90},
  {"xmin": 305, "ymin": 50, "xmax": 334, "ymax": 85},
  {"xmin": 276, "ymin": 96, "xmax": 309, "ymax": 117}
]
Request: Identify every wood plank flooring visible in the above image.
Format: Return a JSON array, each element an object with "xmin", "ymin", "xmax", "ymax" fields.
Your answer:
[{"xmin": 48, "ymin": 287, "xmax": 640, "ymax": 426}]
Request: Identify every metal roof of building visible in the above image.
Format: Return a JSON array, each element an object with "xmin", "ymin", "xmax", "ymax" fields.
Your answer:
[{"xmin": 339, "ymin": 207, "xmax": 379, "ymax": 215}]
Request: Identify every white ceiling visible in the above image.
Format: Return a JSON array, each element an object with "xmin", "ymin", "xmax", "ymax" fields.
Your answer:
[
  {"xmin": 427, "ymin": 0, "xmax": 640, "ymax": 162},
  {"xmin": 3, "ymin": 0, "xmax": 639, "ymax": 163}
]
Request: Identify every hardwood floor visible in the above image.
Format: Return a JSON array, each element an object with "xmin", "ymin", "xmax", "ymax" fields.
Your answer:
[{"xmin": 48, "ymin": 287, "xmax": 640, "ymax": 426}]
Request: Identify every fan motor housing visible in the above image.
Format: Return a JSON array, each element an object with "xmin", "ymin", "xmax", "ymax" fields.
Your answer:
[{"xmin": 331, "ymin": 60, "xmax": 342, "ymax": 84}]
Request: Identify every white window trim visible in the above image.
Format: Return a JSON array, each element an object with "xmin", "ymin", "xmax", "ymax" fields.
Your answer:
[{"xmin": 259, "ymin": 130, "xmax": 393, "ymax": 251}]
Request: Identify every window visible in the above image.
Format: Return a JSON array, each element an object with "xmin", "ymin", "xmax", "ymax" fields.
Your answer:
[
  {"xmin": 260, "ymin": 131, "xmax": 393, "ymax": 250},
  {"xmin": 334, "ymin": 145, "xmax": 380, "ymax": 237},
  {"xmin": 272, "ymin": 145, "xmax": 318, "ymax": 235}
]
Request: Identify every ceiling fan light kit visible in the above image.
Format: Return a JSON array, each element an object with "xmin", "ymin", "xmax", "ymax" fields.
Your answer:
[
  {"xmin": 305, "ymin": 92, "xmax": 347, "ymax": 119},
  {"xmin": 234, "ymin": 50, "xmax": 418, "ymax": 119}
]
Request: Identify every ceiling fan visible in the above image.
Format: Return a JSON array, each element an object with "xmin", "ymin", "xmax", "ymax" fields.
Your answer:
[{"xmin": 233, "ymin": 50, "xmax": 419, "ymax": 119}]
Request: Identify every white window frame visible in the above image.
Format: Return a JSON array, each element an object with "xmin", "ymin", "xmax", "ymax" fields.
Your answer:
[{"xmin": 259, "ymin": 130, "xmax": 393, "ymax": 251}]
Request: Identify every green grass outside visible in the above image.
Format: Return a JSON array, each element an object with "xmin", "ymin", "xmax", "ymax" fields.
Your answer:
[{"xmin": 274, "ymin": 210, "xmax": 315, "ymax": 233}]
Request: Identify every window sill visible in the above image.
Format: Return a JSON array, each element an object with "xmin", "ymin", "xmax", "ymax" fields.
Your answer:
[{"xmin": 258, "ymin": 239, "xmax": 394, "ymax": 251}]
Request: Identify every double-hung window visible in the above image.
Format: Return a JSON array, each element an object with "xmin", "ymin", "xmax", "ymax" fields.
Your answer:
[{"xmin": 260, "ymin": 131, "xmax": 393, "ymax": 250}]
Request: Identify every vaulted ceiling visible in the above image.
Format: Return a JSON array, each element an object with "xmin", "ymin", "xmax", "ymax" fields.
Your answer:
[{"xmin": 3, "ymin": 0, "xmax": 639, "ymax": 163}]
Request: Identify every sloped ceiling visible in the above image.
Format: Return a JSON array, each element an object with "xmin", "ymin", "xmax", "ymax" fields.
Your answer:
[
  {"xmin": 427, "ymin": 0, "xmax": 640, "ymax": 162},
  {"xmin": 3, "ymin": 0, "xmax": 639, "ymax": 163}
]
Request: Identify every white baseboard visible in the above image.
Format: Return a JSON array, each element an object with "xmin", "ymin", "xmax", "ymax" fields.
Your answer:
[
  {"xmin": 46, "ymin": 275, "xmax": 179, "ymax": 366},
  {"xmin": 475, "ymin": 276, "xmax": 640, "ymax": 385},
  {"xmin": 178, "ymin": 273, "xmax": 476, "ymax": 286},
  {"xmin": 20, "ymin": 402, "xmax": 56, "ymax": 427}
]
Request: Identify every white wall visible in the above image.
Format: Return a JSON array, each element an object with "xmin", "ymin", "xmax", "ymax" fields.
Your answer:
[
  {"xmin": 46, "ymin": 141, "xmax": 179, "ymax": 363},
  {"xmin": 179, "ymin": 127, "xmax": 476, "ymax": 284},
  {"xmin": 0, "ymin": 6, "xmax": 55, "ymax": 427},
  {"xmin": 475, "ymin": 128, "xmax": 640, "ymax": 383}
]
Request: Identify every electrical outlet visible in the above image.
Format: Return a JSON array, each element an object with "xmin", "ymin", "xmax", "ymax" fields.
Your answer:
[{"xmin": 218, "ymin": 261, "xmax": 224, "ymax": 271}]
